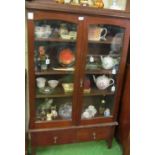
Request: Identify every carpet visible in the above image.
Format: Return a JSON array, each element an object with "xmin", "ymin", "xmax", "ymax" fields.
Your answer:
[{"xmin": 35, "ymin": 139, "xmax": 122, "ymax": 155}]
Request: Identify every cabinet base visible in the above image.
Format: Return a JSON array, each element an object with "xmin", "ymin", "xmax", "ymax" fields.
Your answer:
[{"xmin": 29, "ymin": 123, "xmax": 117, "ymax": 155}]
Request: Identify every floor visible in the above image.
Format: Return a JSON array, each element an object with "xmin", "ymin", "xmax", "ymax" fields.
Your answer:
[{"xmin": 34, "ymin": 139, "xmax": 122, "ymax": 155}]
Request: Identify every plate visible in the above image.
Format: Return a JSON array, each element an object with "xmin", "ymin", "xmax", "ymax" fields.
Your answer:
[
  {"xmin": 110, "ymin": 33, "xmax": 124, "ymax": 52},
  {"xmin": 58, "ymin": 48, "xmax": 75, "ymax": 67},
  {"xmin": 39, "ymin": 87, "xmax": 54, "ymax": 94}
]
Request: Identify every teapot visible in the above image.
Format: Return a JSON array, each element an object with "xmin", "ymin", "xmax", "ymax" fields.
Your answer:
[
  {"xmin": 93, "ymin": 75, "xmax": 114, "ymax": 90},
  {"xmin": 100, "ymin": 55, "xmax": 118, "ymax": 70},
  {"xmin": 88, "ymin": 26, "xmax": 108, "ymax": 41}
]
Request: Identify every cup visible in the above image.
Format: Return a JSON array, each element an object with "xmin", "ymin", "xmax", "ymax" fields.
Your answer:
[{"xmin": 36, "ymin": 77, "xmax": 46, "ymax": 89}]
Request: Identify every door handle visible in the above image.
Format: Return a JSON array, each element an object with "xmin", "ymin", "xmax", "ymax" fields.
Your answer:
[
  {"xmin": 92, "ymin": 132, "xmax": 96, "ymax": 140},
  {"xmin": 80, "ymin": 79, "xmax": 83, "ymax": 88},
  {"xmin": 53, "ymin": 136, "xmax": 58, "ymax": 144}
]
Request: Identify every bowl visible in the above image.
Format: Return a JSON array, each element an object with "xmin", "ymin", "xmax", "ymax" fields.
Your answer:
[
  {"xmin": 62, "ymin": 83, "xmax": 74, "ymax": 93},
  {"xmin": 48, "ymin": 80, "xmax": 59, "ymax": 89}
]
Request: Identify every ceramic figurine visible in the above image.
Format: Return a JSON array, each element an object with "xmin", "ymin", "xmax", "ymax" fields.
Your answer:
[
  {"xmin": 84, "ymin": 76, "xmax": 91, "ymax": 93},
  {"xmin": 51, "ymin": 110, "xmax": 58, "ymax": 119},
  {"xmin": 38, "ymin": 46, "xmax": 50, "ymax": 70},
  {"xmin": 94, "ymin": 0, "xmax": 104, "ymax": 8},
  {"xmin": 56, "ymin": 0, "xmax": 64, "ymax": 4},
  {"xmin": 41, "ymin": 99, "xmax": 53, "ymax": 110},
  {"xmin": 104, "ymin": 108, "xmax": 110, "ymax": 117},
  {"xmin": 40, "ymin": 109, "xmax": 46, "ymax": 121},
  {"xmin": 46, "ymin": 113, "xmax": 53, "ymax": 121},
  {"xmin": 72, "ymin": 0, "xmax": 80, "ymax": 5},
  {"xmin": 93, "ymin": 75, "xmax": 114, "ymax": 90}
]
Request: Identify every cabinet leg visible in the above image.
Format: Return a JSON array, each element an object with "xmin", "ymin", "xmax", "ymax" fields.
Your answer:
[
  {"xmin": 31, "ymin": 147, "xmax": 36, "ymax": 155},
  {"xmin": 106, "ymin": 138, "xmax": 113, "ymax": 149}
]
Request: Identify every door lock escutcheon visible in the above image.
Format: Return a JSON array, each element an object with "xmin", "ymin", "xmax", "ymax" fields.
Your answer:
[{"xmin": 78, "ymin": 16, "xmax": 84, "ymax": 21}]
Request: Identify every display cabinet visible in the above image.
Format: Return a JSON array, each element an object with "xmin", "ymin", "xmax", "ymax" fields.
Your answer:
[{"xmin": 26, "ymin": 1, "xmax": 130, "ymax": 154}]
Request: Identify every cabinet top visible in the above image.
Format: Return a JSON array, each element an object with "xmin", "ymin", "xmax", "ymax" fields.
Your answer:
[{"xmin": 26, "ymin": 0, "xmax": 130, "ymax": 19}]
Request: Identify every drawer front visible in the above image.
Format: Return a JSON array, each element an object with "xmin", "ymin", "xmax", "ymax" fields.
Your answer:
[
  {"xmin": 76, "ymin": 126, "xmax": 113, "ymax": 142},
  {"xmin": 31, "ymin": 129, "xmax": 75, "ymax": 147}
]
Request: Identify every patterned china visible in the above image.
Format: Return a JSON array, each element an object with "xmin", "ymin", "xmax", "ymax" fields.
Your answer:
[{"xmin": 93, "ymin": 75, "xmax": 114, "ymax": 90}]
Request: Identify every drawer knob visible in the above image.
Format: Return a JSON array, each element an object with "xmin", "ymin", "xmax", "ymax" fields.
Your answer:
[
  {"xmin": 53, "ymin": 136, "xmax": 58, "ymax": 144},
  {"xmin": 92, "ymin": 132, "xmax": 96, "ymax": 140}
]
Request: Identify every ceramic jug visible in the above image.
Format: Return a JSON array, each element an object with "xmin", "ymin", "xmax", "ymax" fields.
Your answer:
[
  {"xmin": 88, "ymin": 27, "xmax": 108, "ymax": 41},
  {"xmin": 100, "ymin": 55, "xmax": 118, "ymax": 69},
  {"xmin": 93, "ymin": 75, "xmax": 114, "ymax": 90}
]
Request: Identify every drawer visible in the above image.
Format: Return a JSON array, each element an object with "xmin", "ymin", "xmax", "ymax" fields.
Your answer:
[
  {"xmin": 31, "ymin": 129, "xmax": 76, "ymax": 147},
  {"xmin": 76, "ymin": 126, "xmax": 113, "ymax": 142}
]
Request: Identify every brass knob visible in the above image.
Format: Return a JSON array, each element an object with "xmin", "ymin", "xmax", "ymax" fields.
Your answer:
[
  {"xmin": 92, "ymin": 132, "xmax": 96, "ymax": 140},
  {"xmin": 53, "ymin": 136, "xmax": 58, "ymax": 144}
]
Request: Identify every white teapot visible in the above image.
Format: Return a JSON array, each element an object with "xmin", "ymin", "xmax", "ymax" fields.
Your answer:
[
  {"xmin": 93, "ymin": 75, "xmax": 114, "ymax": 90},
  {"xmin": 100, "ymin": 55, "xmax": 118, "ymax": 70}
]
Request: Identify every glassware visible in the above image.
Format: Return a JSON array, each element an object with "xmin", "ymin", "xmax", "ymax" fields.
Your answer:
[{"xmin": 109, "ymin": 0, "xmax": 121, "ymax": 10}]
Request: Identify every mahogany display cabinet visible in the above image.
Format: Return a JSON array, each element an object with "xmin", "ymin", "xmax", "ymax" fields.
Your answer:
[{"xmin": 26, "ymin": 1, "xmax": 130, "ymax": 154}]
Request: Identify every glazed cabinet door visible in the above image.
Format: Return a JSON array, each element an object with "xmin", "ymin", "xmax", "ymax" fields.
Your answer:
[
  {"xmin": 78, "ymin": 16, "xmax": 129, "ymax": 125},
  {"xmin": 27, "ymin": 11, "xmax": 83, "ymax": 129}
]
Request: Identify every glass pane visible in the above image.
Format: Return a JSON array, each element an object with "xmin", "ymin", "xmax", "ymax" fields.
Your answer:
[
  {"xmin": 81, "ymin": 24, "xmax": 124, "ymax": 120},
  {"xmin": 34, "ymin": 20, "xmax": 77, "ymax": 122},
  {"xmin": 36, "ymin": 97, "xmax": 72, "ymax": 122}
]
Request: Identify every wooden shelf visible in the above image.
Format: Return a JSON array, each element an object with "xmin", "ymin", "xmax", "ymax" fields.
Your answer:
[
  {"xmin": 81, "ymin": 115, "xmax": 113, "ymax": 120},
  {"xmin": 86, "ymin": 69, "xmax": 113, "ymax": 75},
  {"xmin": 36, "ymin": 87, "xmax": 73, "ymax": 98},
  {"xmin": 35, "ymin": 69, "xmax": 114, "ymax": 75},
  {"xmin": 35, "ymin": 69, "xmax": 74, "ymax": 75},
  {"xmin": 35, "ymin": 38, "xmax": 76, "ymax": 42},
  {"xmin": 88, "ymin": 38, "xmax": 113, "ymax": 44},
  {"xmin": 83, "ymin": 88, "xmax": 115, "ymax": 96},
  {"xmin": 87, "ymin": 54, "xmax": 121, "ymax": 57},
  {"xmin": 36, "ymin": 118, "xmax": 71, "ymax": 123},
  {"xmin": 36, "ymin": 87, "xmax": 114, "ymax": 98}
]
